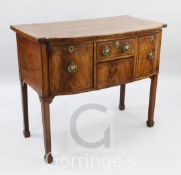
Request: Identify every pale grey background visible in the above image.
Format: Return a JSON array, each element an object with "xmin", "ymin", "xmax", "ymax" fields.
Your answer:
[{"xmin": 0, "ymin": 0, "xmax": 181, "ymax": 175}]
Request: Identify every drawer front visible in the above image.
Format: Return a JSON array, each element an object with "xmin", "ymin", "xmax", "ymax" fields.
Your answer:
[
  {"xmin": 49, "ymin": 44, "xmax": 93, "ymax": 94},
  {"xmin": 97, "ymin": 58, "xmax": 134, "ymax": 88},
  {"xmin": 97, "ymin": 38, "xmax": 136, "ymax": 61},
  {"xmin": 136, "ymin": 34, "xmax": 160, "ymax": 78}
]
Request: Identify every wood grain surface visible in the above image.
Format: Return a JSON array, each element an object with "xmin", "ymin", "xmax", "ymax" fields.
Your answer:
[{"xmin": 11, "ymin": 16, "xmax": 167, "ymax": 42}]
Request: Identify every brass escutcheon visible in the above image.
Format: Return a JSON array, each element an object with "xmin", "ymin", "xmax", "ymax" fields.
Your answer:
[
  {"xmin": 151, "ymin": 35, "xmax": 155, "ymax": 42},
  {"xmin": 115, "ymin": 40, "xmax": 120, "ymax": 48},
  {"xmin": 148, "ymin": 51, "xmax": 154, "ymax": 60},
  {"xmin": 68, "ymin": 45, "xmax": 74, "ymax": 53}
]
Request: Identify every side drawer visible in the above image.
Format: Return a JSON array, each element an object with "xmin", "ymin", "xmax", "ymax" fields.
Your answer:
[
  {"xmin": 49, "ymin": 44, "xmax": 93, "ymax": 94},
  {"xmin": 97, "ymin": 57, "xmax": 134, "ymax": 89},
  {"xmin": 97, "ymin": 38, "xmax": 136, "ymax": 61}
]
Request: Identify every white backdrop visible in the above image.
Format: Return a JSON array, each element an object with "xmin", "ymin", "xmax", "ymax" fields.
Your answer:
[{"xmin": 0, "ymin": 1, "xmax": 181, "ymax": 175}]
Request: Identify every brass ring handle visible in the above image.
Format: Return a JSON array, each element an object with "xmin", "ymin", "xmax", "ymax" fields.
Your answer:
[
  {"xmin": 122, "ymin": 42, "xmax": 131, "ymax": 52},
  {"xmin": 103, "ymin": 45, "xmax": 111, "ymax": 56},
  {"xmin": 148, "ymin": 51, "xmax": 154, "ymax": 60},
  {"xmin": 67, "ymin": 62, "xmax": 78, "ymax": 73}
]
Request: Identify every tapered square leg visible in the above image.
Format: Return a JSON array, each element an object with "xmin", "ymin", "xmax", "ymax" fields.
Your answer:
[
  {"xmin": 147, "ymin": 75, "xmax": 158, "ymax": 127},
  {"xmin": 40, "ymin": 97, "xmax": 53, "ymax": 164},
  {"xmin": 119, "ymin": 84, "xmax": 126, "ymax": 110},
  {"xmin": 20, "ymin": 80, "xmax": 30, "ymax": 138}
]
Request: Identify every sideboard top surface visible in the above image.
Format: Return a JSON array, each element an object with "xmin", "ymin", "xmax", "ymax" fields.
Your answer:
[{"xmin": 11, "ymin": 15, "xmax": 166, "ymax": 42}]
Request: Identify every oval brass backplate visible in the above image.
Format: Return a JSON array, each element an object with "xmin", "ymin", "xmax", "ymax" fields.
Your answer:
[
  {"xmin": 122, "ymin": 42, "xmax": 131, "ymax": 52},
  {"xmin": 103, "ymin": 45, "xmax": 111, "ymax": 56},
  {"xmin": 67, "ymin": 62, "xmax": 78, "ymax": 73}
]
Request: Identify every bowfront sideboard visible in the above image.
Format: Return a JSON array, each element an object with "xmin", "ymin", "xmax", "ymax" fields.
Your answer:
[{"xmin": 10, "ymin": 16, "xmax": 167, "ymax": 163}]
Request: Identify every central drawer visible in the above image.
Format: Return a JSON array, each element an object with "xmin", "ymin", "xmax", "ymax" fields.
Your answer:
[
  {"xmin": 97, "ymin": 57, "xmax": 134, "ymax": 88},
  {"xmin": 96, "ymin": 38, "xmax": 136, "ymax": 89}
]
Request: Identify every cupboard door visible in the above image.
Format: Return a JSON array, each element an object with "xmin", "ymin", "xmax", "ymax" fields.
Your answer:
[
  {"xmin": 49, "ymin": 44, "xmax": 93, "ymax": 94},
  {"xmin": 136, "ymin": 33, "xmax": 160, "ymax": 78}
]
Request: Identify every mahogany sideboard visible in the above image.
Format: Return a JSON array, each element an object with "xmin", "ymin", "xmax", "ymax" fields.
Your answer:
[{"xmin": 10, "ymin": 16, "xmax": 167, "ymax": 163}]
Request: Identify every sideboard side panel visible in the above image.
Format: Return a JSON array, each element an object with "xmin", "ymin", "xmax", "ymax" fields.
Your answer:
[
  {"xmin": 155, "ymin": 31, "xmax": 162, "ymax": 73},
  {"xmin": 17, "ymin": 35, "xmax": 43, "ymax": 94}
]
